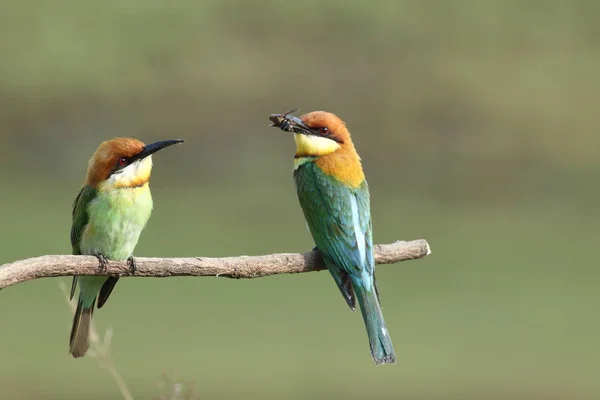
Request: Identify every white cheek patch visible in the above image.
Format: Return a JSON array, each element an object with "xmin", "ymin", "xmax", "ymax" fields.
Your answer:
[
  {"xmin": 294, "ymin": 133, "xmax": 340, "ymax": 156},
  {"xmin": 350, "ymin": 194, "xmax": 366, "ymax": 266}
]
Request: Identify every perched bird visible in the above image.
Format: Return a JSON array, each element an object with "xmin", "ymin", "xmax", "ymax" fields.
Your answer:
[
  {"xmin": 270, "ymin": 110, "xmax": 395, "ymax": 365},
  {"xmin": 69, "ymin": 137, "xmax": 184, "ymax": 358}
]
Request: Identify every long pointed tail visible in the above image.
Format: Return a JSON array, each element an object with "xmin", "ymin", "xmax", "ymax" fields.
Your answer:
[
  {"xmin": 69, "ymin": 297, "xmax": 95, "ymax": 358},
  {"xmin": 355, "ymin": 284, "xmax": 396, "ymax": 365}
]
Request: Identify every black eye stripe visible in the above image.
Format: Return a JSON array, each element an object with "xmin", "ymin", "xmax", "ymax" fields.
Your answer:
[{"xmin": 311, "ymin": 126, "xmax": 343, "ymax": 143}]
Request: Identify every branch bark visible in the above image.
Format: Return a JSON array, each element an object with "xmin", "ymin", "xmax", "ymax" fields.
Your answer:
[{"xmin": 0, "ymin": 239, "xmax": 430, "ymax": 290}]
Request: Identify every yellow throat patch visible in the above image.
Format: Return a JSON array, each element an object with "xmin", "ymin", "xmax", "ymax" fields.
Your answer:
[
  {"xmin": 102, "ymin": 157, "xmax": 153, "ymax": 189},
  {"xmin": 294, "ymin": 133, "xmax": 341, "ymax": 158}
]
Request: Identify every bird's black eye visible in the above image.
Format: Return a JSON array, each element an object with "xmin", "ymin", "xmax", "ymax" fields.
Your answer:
[
  {"xmin": 319, "ymin": 127, "xmax": 329, "ymax": 135},
  {"xmin": 117, "ymin": 157, "xmax": 128, "ymax": 167}
]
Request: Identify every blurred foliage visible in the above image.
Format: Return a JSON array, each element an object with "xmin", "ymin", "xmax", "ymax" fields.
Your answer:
[{"xmin": 0, "ymin": 0, "xmax": 599, "ymax": 399}]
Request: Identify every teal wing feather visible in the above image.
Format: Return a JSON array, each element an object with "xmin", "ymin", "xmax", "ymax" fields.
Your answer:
[
  {"xmin": 69, "ymin": 185, "xmax": 97, "ymax": 300},
  {"xmin": 294, "ymin": 162, "xmax": 374, "ymax": 296},
  {"xmin": 355, "ymin": 177, "xmax": 378, "ymax": 300},
  {"xmin": 356, "ymin": 177, "xmax": 374, "ymax": 273}
]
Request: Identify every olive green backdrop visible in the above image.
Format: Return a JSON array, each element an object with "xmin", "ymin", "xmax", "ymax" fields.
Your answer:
[{"xmin": 0, "ymin": 1, "xmax": 598, "ymax": 399}]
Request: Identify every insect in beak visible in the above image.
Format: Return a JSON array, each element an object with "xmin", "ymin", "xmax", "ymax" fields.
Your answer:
[{"xmin": 269, "ymin": 109, "xmax": 301, "ymax": 132}]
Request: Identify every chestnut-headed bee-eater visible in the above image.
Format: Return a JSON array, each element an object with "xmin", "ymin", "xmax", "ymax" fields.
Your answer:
[
  {"xmin": 270, "ymin": 110, "xmax": 395, "ymax": 365},
  {"xmin": 69, "ymin": 137, "xmax": 184, "ymax": 358}
]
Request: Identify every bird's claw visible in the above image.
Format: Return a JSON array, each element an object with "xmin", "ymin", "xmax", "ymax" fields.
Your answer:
[
  {"xmin": 312, "ymin": 246, "xmax": 319, "ymax": 252},
  {"xmin": 127, "ymin": 256, "xmax": 137, "ymax": 274},
  {"xmin": 96, "ymin": 254, "xmax": 109, "ymax": 272}
]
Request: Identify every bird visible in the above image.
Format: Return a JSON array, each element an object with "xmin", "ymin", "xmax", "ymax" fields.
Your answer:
[
  {"xmin": 69, "ymin": 137, "xmax": 184, "ymax": 358},
  {"xmin": 270, "ymin": 110, "xmax": 395, "ymax": 365}
]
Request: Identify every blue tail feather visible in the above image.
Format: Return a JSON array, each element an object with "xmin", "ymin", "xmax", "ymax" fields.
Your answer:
[{"xmin": 354, "ymin": 283, "xmax": 396, "ymax": 365}]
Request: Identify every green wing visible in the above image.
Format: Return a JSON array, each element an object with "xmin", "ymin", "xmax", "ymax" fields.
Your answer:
[
  {"xmin": 294, "ymin": 162, "xmax": 374, "ymax": 294},
  {"xmin": 70, "ymin": 185, "xmax": 97, "ymax": 254},
  {"xmin": 69, "ymin": 185, "xmax": 97, "ymax": 299}
]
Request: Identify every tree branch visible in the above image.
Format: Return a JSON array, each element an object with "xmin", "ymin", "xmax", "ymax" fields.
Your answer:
[{"xmin": 0, "ymin": 239, "xmax": 430, "ymax": 290}]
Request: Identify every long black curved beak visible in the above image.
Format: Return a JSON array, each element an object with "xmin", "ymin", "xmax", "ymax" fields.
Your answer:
[
  {"xmin": 136, "ymin": 139, "xmax": 185, "ymax": 161},
  {"xmin": 288, "ymin": 119, "xmax": 317, "ymax": 135}
]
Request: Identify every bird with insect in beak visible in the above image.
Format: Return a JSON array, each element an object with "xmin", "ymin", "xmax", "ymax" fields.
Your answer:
[
  {"xmin": 69, "ymin": 137, "xmax": 184, "ymax": 358},
  {"xmin": 270, "ymin": 109, "xmax": 395, "ymax": 365}
]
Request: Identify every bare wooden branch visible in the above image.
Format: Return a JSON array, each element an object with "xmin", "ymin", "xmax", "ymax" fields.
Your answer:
[{"xmin": 0, "ymin": 239, "xmax": 430, "ymax": 290}]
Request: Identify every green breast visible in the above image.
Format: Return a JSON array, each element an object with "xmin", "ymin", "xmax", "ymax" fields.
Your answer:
[{"xmin": 80, "ymin": 185, "xmax": 153, "ymax": 260}]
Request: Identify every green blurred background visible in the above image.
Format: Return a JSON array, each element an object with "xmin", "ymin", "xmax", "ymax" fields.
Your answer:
[{"xmin": 0, "ymin": 0, "xmax": 598, "ymax": 399}]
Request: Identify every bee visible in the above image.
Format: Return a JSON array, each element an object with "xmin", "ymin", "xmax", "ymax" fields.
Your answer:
[{"xmin": 269, "ymin": 108, "xmax": 300, "ymax": 132}]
